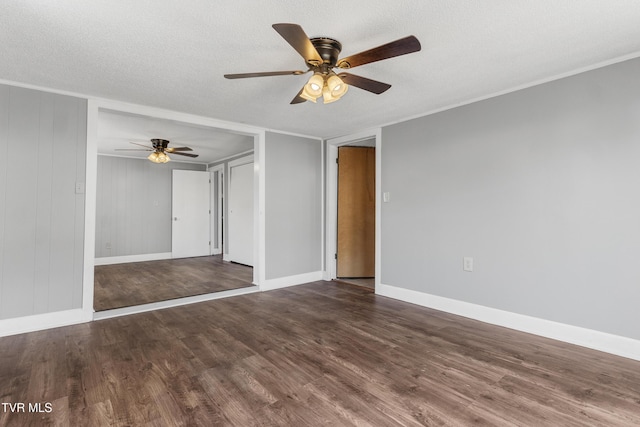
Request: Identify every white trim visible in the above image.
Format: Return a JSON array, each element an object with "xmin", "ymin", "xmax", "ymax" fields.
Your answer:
[
  {"xmin": 256, "ymin": 132, "xmax": 266, "ymax": 288},
  {"xmin": 374, "ymin": 130, "xmax": 382, "ymax": 290},
  {"xmin": 261, "ymin": 271, "xmax": 324, "ymax": 292},
  {"xmin": 93, "ymin": 286, "xmax": 259, "ymax": 320},
  {"xmin": 98, "ymin": 152, "xmax": 203, "ymax": 165},
  {"xmin": 320, "ymin": 140, "xmax": 326, "ymax": 279},
  {"xmin": 94, "ymin": 252, "xmax": 173, "ymax": 266},
  {"xmin": 94, "ymin": 99, "xmax": 264, "ymax": 137},
  {"xmin": 207, "ymin": 149, "xmax": 255, "ymax": 166},
  {"xmin": 83, "ymin": 99, "xmax": 99, "ymax": 316},
  {"xmin": 228, "ymin": 153, "xmax": 254, "ymax": 168},
  {"xmin": 223, "ymin": 253, "xmax": 231, "ymax": 262},
  {"xmin": 263, "ymin": 128, "xmax": 323, "ymax": 141},
  {"xmin": 324, "ymin": 128, "xmax": 382, "ymax": 288},
  {"xmin": 208, "ymin": 164, "xmax": 224, "ymax": 254},
  {"xmin": 0, "ymin": 309, "xmax": 92, "ymax": 337},
  {"xmin": 377, "ymin": 283, "xmax": 640, "ymax": 362}
]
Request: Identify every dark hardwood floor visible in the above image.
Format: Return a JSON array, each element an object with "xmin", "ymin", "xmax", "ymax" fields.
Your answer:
[
  {"xmin": 94, "ymin": 255, "xmax": 254, "ymax": 311},
  {"xmin": 2, "ymin": 281, "xmax": 640, "ymax": 425}
]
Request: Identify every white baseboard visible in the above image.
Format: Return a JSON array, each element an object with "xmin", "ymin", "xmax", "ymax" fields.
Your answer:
[
  {"xmin": 377, "ymin": 283, "xmax": 640, "ymax": 362},
  {"xmin": 94, "ymin": 286, "xmax": 259, "ymax": 321},
  {"xmin": 0, "ymin": 308, "xmax": 93, "ymax": 337},
  {"xmin": 94, "ymin": 252, "xmax": 172, "ymax": 266},
  {"xmin": 261, "ymin": 271, "xmax": 324, "ymax": 291},
  {"xmin": 223, "ymin": 253, "xmax": 231, "ymax": 262}
]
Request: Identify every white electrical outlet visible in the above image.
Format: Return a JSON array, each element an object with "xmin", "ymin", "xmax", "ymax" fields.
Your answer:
[
  {"xmin": 463, "ymin": 257, "xmax": 473, "ymax": 272},
  {"xmin": 383, "ymin": 192, "xmax": 391, "ymax": 203}
]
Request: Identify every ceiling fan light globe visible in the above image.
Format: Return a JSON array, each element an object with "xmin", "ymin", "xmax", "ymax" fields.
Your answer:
[
  {"xmin": 158, "ymin": 152, "xmax": 170, "ymax": 163},
  {"xmin": 299, "ymin": 92, "xmax": 318, "ymax": 103},
  {"xmin": 327, "ymin": 74, "xmax": 348, "ymax": 98},
  {"xmin": 303, "ymin": 73, "xmax": 324, "ymax": 98},
  {"xmin": 148, "ymin": 152, "xmax": 160, "ymax": 163},
  {"xmin": 147, "ymin": 151, "xmax": 171, "ymax": 163},
  {"xmin": 322, "ymin": 85, "xmax": 340, "ymax": 104}
]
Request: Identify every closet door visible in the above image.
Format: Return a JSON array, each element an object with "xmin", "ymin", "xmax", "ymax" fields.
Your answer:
[
  {"xmin": 228, "ymin": 159, "xmax": 254, "ymax": 266},
  {"xmin": 172, "ymin": 170, "xmax": 210, "ymax": 258}
]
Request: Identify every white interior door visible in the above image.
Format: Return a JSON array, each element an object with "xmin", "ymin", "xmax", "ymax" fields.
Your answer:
[
  {"xmin": 228, "ymin": 160, "xmax": 253, "ymax": 266},
  {"xmin": 172, "ymin": 169, "xmax": 210, "ymax": 258}
]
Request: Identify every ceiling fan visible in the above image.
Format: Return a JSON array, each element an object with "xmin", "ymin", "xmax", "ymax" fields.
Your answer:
[
  {"xmin": 224, "ymin": 23, "xmax": 421, "ymax": 104},
  {"xmin": 116, "ymin": 138, "xmax": 199, "ymax": 163}
]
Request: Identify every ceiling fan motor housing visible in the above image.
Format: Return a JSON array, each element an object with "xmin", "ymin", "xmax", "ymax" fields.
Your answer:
[
  {"xmin": 309, "ymin": 37, "xmax": 343, "ymax": 71},
  {"xmin": 151, "ymin": 138, "xmax": 170, "ymax": 151}
]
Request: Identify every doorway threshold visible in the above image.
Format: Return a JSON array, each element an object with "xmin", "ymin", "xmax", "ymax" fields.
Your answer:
[
  {"xmin": 334, "ymin": 278, "xmax": 375, "ymax": 291},
  {"xmin": 93, "ymin": 285, "xmax": 259, "ymax": 321}
]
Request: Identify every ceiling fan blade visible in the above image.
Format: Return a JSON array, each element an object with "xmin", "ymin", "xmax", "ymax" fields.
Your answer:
[
  {"xmin": 338, "ymin": 73, "xmax": 392, "ymax": 94},
  {"xmin": 129, "ymin": 141, "xmax": 153, "ymax": 149},
  {"xmin": 272, "ymin": 23, "xmax": 323, "ymax": 63},
  {"xmin": 224, "ymin": 70, "xmax": 306, "ymax": 79},
  {"xmin": 290, "ymin": 87, "xmax": 307, "ymax": 104},
  {"xmin": 165, "ymin": 147, "xmax": 193, "ymax": 152},
  {"xmin": 337, "ymin": 35, "xmax": 421, "ymax": 69},
  {"xmin": 171, "ymin": 152, "xmax": 199, "ymax": 158}
]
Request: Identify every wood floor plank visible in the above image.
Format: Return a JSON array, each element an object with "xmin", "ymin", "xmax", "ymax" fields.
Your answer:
[
  {"xmin": 94, "ymin": 255, "xmax": 254, "ymax": 311},
  {"xmin": 2, "ymin": 281, "xmax": 640, "ymax": 426}
]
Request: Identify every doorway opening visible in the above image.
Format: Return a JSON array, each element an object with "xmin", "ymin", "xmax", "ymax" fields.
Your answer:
[
  {"xmin": 326, "ymin": 130, "xmax": 380, "ymax": 292},
  {"xmin": 336, "ymin": 146, "xmax": 375, "ymax": 290},
  {"xmin": 88, "ymin": 105, "xmax": 262, "ymax": 316}
]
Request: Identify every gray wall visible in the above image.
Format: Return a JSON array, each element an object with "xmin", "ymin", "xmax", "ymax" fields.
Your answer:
[
  {"xmin": 265, "ymin": 132, "xmax": 322, "ymax": 279},
  {"xmin": 381, "ymin": 57, "xmax": 640, "ymax": 340},
  {"xmin": 95, "ymin": 155, "xmax": 205, "ymax": 258},
  {"xmin": 0, "ymin": 84, "xmax": 86, "ymax": 319}
]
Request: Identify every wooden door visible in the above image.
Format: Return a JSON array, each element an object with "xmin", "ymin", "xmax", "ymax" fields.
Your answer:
[
  {"xmin": 337, "ymin": 146, "xmax": 375, "ymax": 278},
  {"xmin": 171, "ymin": 170, "xmax": 211, "ymax": 258}
]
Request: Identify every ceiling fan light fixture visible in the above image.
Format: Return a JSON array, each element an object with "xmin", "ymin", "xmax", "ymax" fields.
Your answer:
[
  {"xmin": 322, "ymin": 85, "xmax": 340, "ymax": 104},
  {"xmin": 327, "ymin": 73, "xmax": 348, "ymax": 98},
  {"xmin": 299, "ymin": 91, "xmax": 318, "ymax": 103},
  {"xmin": 300, "ymin": 73, "xmax": 324, "ymax": 102},
  {"xmin": 148, "ymin": 151, "xmax": 170, "ymax": 163},
  {"xmin": 158, "ymin": 152, "xmax": 170, "ymax": 163}
]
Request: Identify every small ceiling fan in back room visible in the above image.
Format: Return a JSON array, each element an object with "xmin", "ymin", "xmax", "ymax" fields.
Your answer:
[
  {"xmin": 224, "ymin": 23, "xmax": 421, "ymax": 104},
  {"xmin": 116, "ymin": 139, "xmax": 199, "ymax": 163}
]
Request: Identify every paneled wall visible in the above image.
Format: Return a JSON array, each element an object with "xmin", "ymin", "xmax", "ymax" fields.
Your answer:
[
  {"xmin": 0, "ymin": 84, "xmax": 87, "ymax": 319},
  {"xmin": 95, "ymin": 156, "xmax": 205, "ymax": 258}
]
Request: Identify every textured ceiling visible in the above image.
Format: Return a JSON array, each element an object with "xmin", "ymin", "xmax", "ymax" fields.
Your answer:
[{"xmin": 2, "ymin": 1, "xmax": 640, "ymax": 140}]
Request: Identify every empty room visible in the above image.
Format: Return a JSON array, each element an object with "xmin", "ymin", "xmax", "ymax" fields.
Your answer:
[{"xmin": 1, "ymin": 2, "xmax": 640, "ymax": 425}]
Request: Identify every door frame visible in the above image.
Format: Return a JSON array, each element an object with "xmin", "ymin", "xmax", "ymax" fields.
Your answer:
[
  {"xmin": 208, "ymin": 164, "xmax": 224, "ymax": 255},
  {"xmin": 325, "ymin": 128, "xmax": 382, "ymax": 289},
  {"xmin": 84, "ymin": 99, "xmax": 265, "ymax": 318}
]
